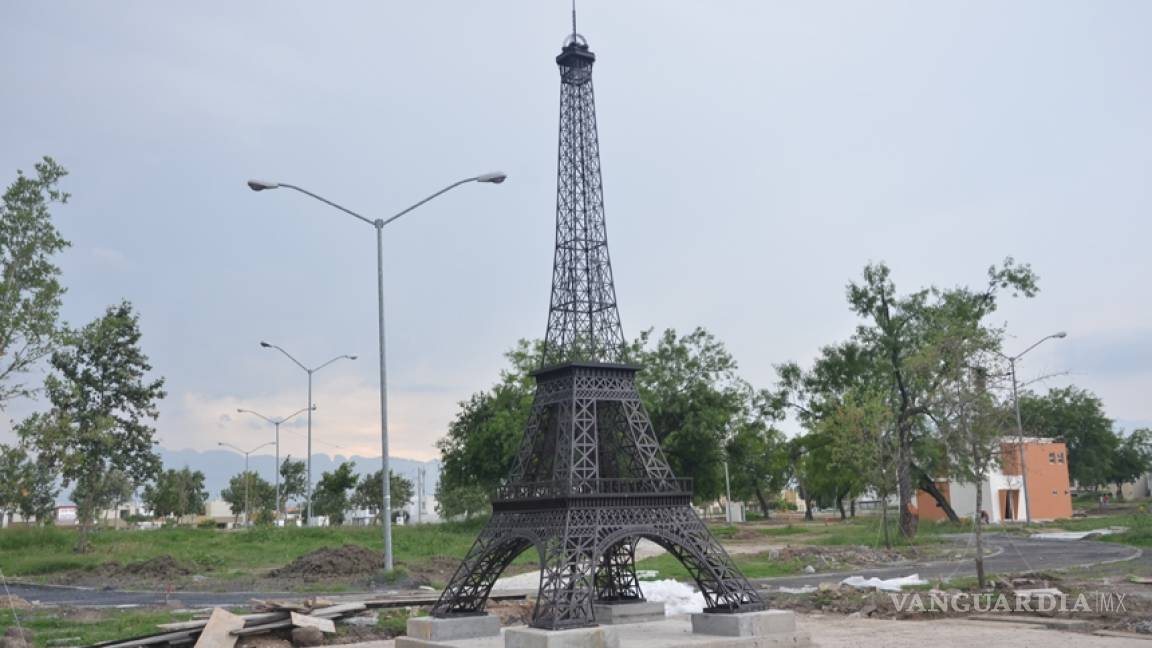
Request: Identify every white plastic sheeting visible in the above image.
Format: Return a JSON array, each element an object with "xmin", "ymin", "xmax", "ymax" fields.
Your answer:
[
  {"xmin": 639, "ymin": 579, "xmax": 707, "ymax": 615},
  {"xmin": 841, "ymin": 573, "xmax": 927, "ymax": 592}
]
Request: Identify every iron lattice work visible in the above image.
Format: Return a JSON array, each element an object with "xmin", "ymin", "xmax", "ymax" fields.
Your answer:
[
  {"xmin": 542, "ymin": 32, "xmax": 624, "ymax": 367},
  {"xmin": 432, "ymin": 32, "xmax": 764, "ymax": 631}
]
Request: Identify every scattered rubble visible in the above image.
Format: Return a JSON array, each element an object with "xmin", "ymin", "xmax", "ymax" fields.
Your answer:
[
  {"xmin": 94, "ymin": 555, "xmax": 194, "ymax": 580},
  {"xmin": 0, "ymin": 595, "xmax": 32, "ymax": 610}
]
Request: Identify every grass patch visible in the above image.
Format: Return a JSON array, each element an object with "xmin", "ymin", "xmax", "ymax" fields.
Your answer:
[
  {"xmin": 1034, "ymin": 512, "xmax": 1152, "ymax": 546},
  {"xmin": 0, "ymin": 608, "xmax": 193, "ymax": 648},
  {"xmin": 0, "ymin": 517, "xmax": 493, "ymax": 578}
]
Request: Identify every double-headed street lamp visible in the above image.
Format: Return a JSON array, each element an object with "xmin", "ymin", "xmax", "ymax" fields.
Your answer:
[
  {"xmin": 218, "ymin": 440, "xmax": 275, "ymax": 526},
  {"xmin": 997, "ymin": 331, "xmax": 1068, "ymax": 526},
  {"xmin": 260, "ymin": 342, "xmax": 356, "ymax": 524},
  {"xmin": 236, "ymin": 405, "xmax": 314, "ymax": 520},
  {"xmin": 248, "ymin": 172, "xmax": 507, "ymax": 571}
]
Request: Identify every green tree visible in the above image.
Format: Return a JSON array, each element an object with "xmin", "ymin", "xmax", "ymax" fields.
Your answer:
[
  {"xmin": 17, "ymin": 453, "xmax": 59, "ymax": 525},
  {"xmin": 0, "ymin": 157, "xmax": 70, "ymax": 409},
  {"xmin": 77, "ymin": 468, "xmax": 134, "ymax": 528},
  {"xmin": 279, "ymin": 456, "xmax": 306, "ymax": 513},
  {"xmin": 220, "ymin": 471, "xmax": 275, "ymax": 520},
  {"xmin": 1018, "ymin": 386, "xmax": 1117, "ymax": 489},
  {"xmin": 352, "ymin": 470, "xmax": 414, "ymax": 521},
  {"xmin": 434, "ymin": 481, "xmax": 490, "ymax": 520},
  {"xmin": 142, "ymin": 467, "xmax": 208, "ymax": 523},
  {"xmin": 311, "ymin": 461, "xmax": 358, "ymax": 525},
  {"xmin": 841, "ymin": 259, "xmax": 1037, "ymax": 537},
  {"xmin": 19, "ymin": 301, "xmax": 166, "ymax": 551},
  {"xmin": 0, "ymin": 444, "xmax": 27, "ymax": 526},
  {"xmin": 628, "ymin": 328, "xmax": 749, "ymax": 501},
  {"xmin": 1109, "ymin": 429, "xmax": 1152, "ymax": 498},
  {"xmin": 724, "ymin": 393, "xmax": 790, "ymax": 516}
]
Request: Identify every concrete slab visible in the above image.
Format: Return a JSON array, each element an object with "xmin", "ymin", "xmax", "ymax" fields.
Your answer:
[
  {"xmin": 592, "ymin": 601, "xmax": 666, "ymax": 625},
  {"xmin": 405, "ymin": 615, "xmax": 502, "ymax": 642},
  {"xmin": 504, "ymin": 626, "xmax": 620, "ymax": 648},
  {"xmin": 690, "ymin": 610, "xmax": 796, "ymax": 637}
]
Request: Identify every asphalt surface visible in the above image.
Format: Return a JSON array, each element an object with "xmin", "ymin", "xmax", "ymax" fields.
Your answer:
[{"xmin": 3, "ymin": 534, "xmax": 1138, "ymax": 608}]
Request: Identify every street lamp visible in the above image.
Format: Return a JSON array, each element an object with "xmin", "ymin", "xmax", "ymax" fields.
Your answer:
[
  {"xmin": 218, "ymin": 441, "xmax": 275, "ymax": 526},
  {"xmin": 236, "ymin": 405, "xmax": 314, "ymax": 520},
  {"xmin": 260, "ymin": 342, "xmax": 356, "ymax": 525},
  {"xmin": 997, "ymin": 331, "xmax": 1068, "ymax": 525},
  {"xmin": 248, "ymin": 172, "xmax": 506, "ymax": 570}
]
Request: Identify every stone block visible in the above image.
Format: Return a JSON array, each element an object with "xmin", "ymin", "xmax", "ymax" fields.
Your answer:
[
  {"xmin": 504, "ymin": 626, "xmax": 619, "ymax": 648},
  {"xmin": 592, "ymin": 601, "xmax": 666, "ymax": 625},
  {"xmin": 690, "ymin": 610, "xmax": 796, "ymax": 637},
  {"xmin": 406, "ymin": 614, "xmax": 502, "ymax": 641}
]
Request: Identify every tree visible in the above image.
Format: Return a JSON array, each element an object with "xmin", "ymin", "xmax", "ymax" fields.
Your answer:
[
  {"xmin": 1018, "ymin": 387, "xmax": 1117, "ymax": 489},
  {"xmin": 18, "ymin": 301, "xmax": 166, "ymax": 551},
  {"xmin": 311, "ymin": 461, "xmax": 358, "ymax": 525},
  {"xmin": 0, "ymin": 444, "xmax": 27, "ymax": 526},
  {"xmin": 842, "ymin": 259, "xmax": 1037, "ymax": 538},
  {"xmin": 279, "ymin": 456, "xmax": 306, "ymax": 513},
  {"xmin": 220, "ymin": 471, "xmax": 275, "ymax": 521},
  {"xmin": 725, "ymin": 407, "xmax": 789, "ymax": 517},
  {"xmin": 627, "ymin": 328, "xmax": 749, "ymax": 502},
  {"xmin": 352, "ymin": 470, "xmax": 414, "ymax": 522},
  {"xmin": 434, "ymin": 481, "xmax": 490, "ymax": 520},
  {"xmin": 1109, "ymin": 429, "xmax": 1152, "ymax": 498},
  {"xmin": 17, "ymin": 453, "xmax": 59, "ymax": 525},
  {"xmin": 77, "ymin": 469, "xmax": 134, "ymax": 528},
  {"xmin": 143, "ymin": 467, "xmax": 208, "ymax": 523},
  {"xmin": 0, "ymin": 157, "xmax": 70, "ymax": 409}
]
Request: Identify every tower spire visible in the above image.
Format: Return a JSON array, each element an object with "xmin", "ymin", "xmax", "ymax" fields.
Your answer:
[
  {"xmin": 542, "ymin": 18, "xmax": 623, "ymax": 367},
  {"xmin": 572, "ymin": 0, "xmax": 577, "ymax": 36}
]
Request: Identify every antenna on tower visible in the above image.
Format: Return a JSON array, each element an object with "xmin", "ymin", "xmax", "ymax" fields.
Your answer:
[{"xmin": 571, "ymin": 0, "xmax": 577, "ymax": 35}]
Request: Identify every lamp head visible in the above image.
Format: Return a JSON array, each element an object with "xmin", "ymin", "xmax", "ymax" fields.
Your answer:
[
  {"xmin": 247, "ymin": 180, "xmax": 280, "ymax": 192},
  {"xmin": 476, "ymin": 172, "xmax": 507, "ymax": 184},
  {"xmin": 349, "ymin": 355, "xmax": 358, "ymax": 361},
  {"xmin": 1054, "ymin": 331, "xmax": 1068, "ymax": 339},
  {"xmin": 260, "ymin": 341, "xmax": 271, "ymax": 348}
]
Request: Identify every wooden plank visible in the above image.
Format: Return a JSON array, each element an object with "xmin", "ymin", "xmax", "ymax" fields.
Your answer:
[
  {"xmin": 310, "ymin": 602, "xmax": 366, "ymax": 617},
  {"xmin": 230, "ymin": 620, "xmax": 293, "ymax": 637},
  {"xmin": 91, "ymin": 630, "xmax": 200, "ymax": 648},
  {"xmin": 291, "ymin": 612, "xmax": 336, "ymax": 634},
  {"xmin": 194, "ymin": 608, "xmax": 245, "ymax": 648}
]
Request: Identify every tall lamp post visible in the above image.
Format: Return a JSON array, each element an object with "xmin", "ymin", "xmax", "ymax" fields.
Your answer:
[
  {"xmin": 998, "ymin": 331, "xmax": 1068, "ymax": 526},
  {"xmin": 218, "ymin": 441, "xmax": 274, "ymax": 526},
  {"xmin": 248, "ymin": 172, "xmax": 507, "ymax": 570},
  {"xmin": 236, "ymin": 405, "xmax": 314, "ymax": 520},
  {"xmin": 259, "ymin": 342, "xmax": 356, "ymax": 525}
]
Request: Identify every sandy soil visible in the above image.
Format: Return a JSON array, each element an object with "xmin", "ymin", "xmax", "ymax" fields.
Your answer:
[{"xmin": 796, "ymin": 614, "xmax": 1149, "ymax": 647}]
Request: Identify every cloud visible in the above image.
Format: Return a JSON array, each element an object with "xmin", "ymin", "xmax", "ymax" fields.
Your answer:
[{"xmin": 164, "ymin": 374, "xmax": 457, "ymax": 461}]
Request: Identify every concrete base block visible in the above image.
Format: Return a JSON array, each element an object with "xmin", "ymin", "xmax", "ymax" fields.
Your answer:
[
  {"xmin": 691, "ymin": 610, "xmax": 797, "ymax": 637},
  {"xmin": 405, "ymin": 615, "xmax": 502, "ymax": 642},
  {"xmin": 504, "ymin": 626, "xmax": 620, "ymax": 648},
  {"xmin": 593, "ymin": 601, "xmax": 666, "ymax": 625}
]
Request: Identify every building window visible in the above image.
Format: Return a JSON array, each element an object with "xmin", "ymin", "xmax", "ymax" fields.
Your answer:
[
  {"xmin": 1048, "ymin": 452, "xmax": 1056, "ymax": 463},
  {"xmin": 1058, "ymin": 453, "xmax": 1065, "ymax": 463}
]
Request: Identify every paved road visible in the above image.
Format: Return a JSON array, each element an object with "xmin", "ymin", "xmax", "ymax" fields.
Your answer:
[
  {"xmin": 752, "ymin": 533, "xmax": 1140, "ymax": 590},
  {"xmin": 4, "ymin": 534, "xmax": 1137, "ymax": 607}
]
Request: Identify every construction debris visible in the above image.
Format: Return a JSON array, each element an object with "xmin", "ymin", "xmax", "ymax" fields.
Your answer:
[{"xmin": 89, "ymin": 594, "xmax": 527, "ymax": 648}]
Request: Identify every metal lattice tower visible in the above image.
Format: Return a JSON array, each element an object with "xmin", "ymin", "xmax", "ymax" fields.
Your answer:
[{"xmin": 432, "ymin": 25, "xmax": 764, "ymax": 631}]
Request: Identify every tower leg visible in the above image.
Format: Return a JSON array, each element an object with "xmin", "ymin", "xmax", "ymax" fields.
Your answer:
[
  {"xmin": 594, "ymin": 537, "xmax": 643, "ymax": 603},
  {"xmin": 658, "ymin": 507, "xmax": 763, "ymax": 612},
  {"xmin": 432, "ymin": 514, "xmax": 533, "ymax": 617},
  {"xmin": 532, "ymin": 508, "xmax": 598, "ymax": 629}
]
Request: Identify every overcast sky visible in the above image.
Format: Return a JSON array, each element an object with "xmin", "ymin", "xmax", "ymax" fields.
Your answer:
[{"xmin": 2, "ymin": 2, "xmax": 1149, "ymax": 463}]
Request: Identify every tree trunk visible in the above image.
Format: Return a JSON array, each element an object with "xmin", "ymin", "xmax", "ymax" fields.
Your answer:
[
  {"xmin": 973, "ymin": 467, "xmax": 986, "ymax": 589},
  {"xmin": 753, "ymin": 484, "xmax": 771, "ymax": 519},
  {"xmin": 804, "ymin": 498, "xmax": 814, "ymax": 521},
  {"xmin": 836, "ymin": 492, "xmax": 847, "ymax": 520},
  {"xmin": 897, "ymin": 423, "xmax": 918, "ymax": 538},
  {"xmin": 850, "ymin": 499, "xmax": 856, "ymax": 518},
  {"xmin": 880, "ymin": 490, "xmax": 892, "ymax": 549},
  {"xmin": 916, "ymin": 470, "xmax": 961, "ymax": 523}
]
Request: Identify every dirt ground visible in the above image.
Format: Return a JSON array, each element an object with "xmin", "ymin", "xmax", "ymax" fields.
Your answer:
[{"xmin": 796, "ymin": 614, "xmax": 1151, "ymax": 648}]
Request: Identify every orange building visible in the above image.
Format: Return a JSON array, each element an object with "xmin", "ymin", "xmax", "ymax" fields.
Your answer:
[{"xmin": 915, "ymin": 438, "xmax": 1073, "ymax": 523}]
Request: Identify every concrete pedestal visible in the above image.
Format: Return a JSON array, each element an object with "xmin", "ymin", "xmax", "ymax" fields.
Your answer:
[
  {"xmin": 504, "ymin": 626, "xmax": 619, "ymax": 648},
  {"xmin": 592, "ymin": 601, "xmax": 666, "ymax": 625},
  {"xmin": 399, "ymin": 615, "xmax": 501, "ymax": 646},
  {"xmin": 690, "ymin": 610, "xmax": 808, "ymax": 646}
]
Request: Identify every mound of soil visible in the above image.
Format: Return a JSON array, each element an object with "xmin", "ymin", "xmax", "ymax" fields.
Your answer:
[
  {"xmin": 271, "ymin": 544, "xmax": 384, "ymax": 578},
  {"xmin": 95, "ymin": 555, "xmax": 193, "ymax": 579}
]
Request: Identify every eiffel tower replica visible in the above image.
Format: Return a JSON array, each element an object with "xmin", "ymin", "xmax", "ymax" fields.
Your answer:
[{"xmin": 431, "ymin": 20, "xmax": 764, "ymax": 632}]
